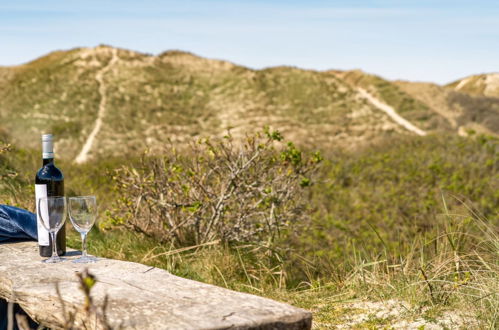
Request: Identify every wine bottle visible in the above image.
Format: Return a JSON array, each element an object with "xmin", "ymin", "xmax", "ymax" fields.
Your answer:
[{"xmin": 35, "ymin": 134, "xmax": 66, "ymax": 257}]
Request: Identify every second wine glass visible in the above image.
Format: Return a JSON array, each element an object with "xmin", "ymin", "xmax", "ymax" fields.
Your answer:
[{"xmin": 68, "ymin": 196, "xmax": 98, "ymax": 263}]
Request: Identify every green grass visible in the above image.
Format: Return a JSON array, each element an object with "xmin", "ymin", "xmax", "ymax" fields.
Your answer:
[
  {"xmin": 69, "ymin": 208, "xmax": 497, "ymax": 328},
  {"xmin": 1, "ymin": 132, "xmax": 497, "ymax": 328},
  {"xmin": 299, "ymin": 133, "xmax": 498, "ymax": 269}
]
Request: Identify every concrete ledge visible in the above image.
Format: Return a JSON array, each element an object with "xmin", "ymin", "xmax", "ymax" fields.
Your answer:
[{"xmin": 0, "ymin": 242, "xmax": 312, "ymax": 329}]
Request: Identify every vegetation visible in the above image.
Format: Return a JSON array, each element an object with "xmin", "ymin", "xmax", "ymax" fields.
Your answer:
[
  {"xmin": 0, "ymin": 46, "xmax": 498, "ymax": 327},
  {"xmin": 302, "ymin": 133, "xmax": 498, "ymax": 267},
  {"xmin": 0, "ymin": 139, "xmax": 31, "ymax": 207},
  {"xmin": 395, "ymin": 80, "xmax": 499, "ymax": 136},
  {"xmin": 447, "ymin": 73, "xmax": 499, "ymax": 98},
  {"xmin": 109, "ymin": 130, "xmax": 322, "ymax": 247},
  {"xmin": 56, "ymin": 269, "xmax": 112, "ymax": 330},
  {"xmin": 1, "ymin": 46, "xmax": 373, "ymax": 158},
  {"xmin": 3, "ymin": 46, "xmax": 497, "ymax": 164},
  {"xmin": 447, "ymin": 92, "xmax": 499, "ymax": 133},
  {"xmin": 1, "ymin": 130, "xmax": 497, "ymax": 328},
  {"xmin": 337, "ymin": 70, "xmax": 453, "ymax": 131}
]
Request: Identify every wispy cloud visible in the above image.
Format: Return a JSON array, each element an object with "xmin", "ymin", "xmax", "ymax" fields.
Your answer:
[{"xmin": 0, "ymin": 0, "xmax": 498, "ymax": 83}]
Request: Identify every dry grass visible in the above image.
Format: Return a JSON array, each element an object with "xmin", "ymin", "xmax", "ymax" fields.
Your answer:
[
  {"xmin": 76, "ymin": 196, "xmax": 498, "ymax": 328},
  {"xmin": 325, "ymin": 196, "xmax": 499, "ymax": 328},
  {"xmin": 1, "ymin": 130, "xmax": 497, "ymax": 328},
  {"xmin": 4, "ymin": 46, "xmax": 498, "ymax": 165}
]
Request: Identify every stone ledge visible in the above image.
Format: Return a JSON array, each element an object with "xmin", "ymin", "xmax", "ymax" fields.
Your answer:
[{"xmin": 0, "ymin": 242, "xmax": 312, "ymax": 329}]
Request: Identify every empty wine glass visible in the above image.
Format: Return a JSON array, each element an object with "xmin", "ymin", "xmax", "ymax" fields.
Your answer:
[
  {"xmin": 68, "ymin": 196, "xmax": 98, "ymax": 263},
  {"xmin": 37, "ymin": 196, "xmax": 67, "ymax": 263}
]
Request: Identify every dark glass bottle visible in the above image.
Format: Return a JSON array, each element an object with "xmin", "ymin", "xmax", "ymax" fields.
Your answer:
[{"xmin": 35, "ymin": 134, "xmax": 66, "ymax": 257}]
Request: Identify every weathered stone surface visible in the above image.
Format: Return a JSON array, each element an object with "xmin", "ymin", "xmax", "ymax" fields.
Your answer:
[{"xmin": 0, "ymin": 242, "xmax": 311, "ymax": 329}]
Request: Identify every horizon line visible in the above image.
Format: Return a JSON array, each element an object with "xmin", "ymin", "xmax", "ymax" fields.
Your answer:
[{"xmin": 1, "ymin": 44, "xmax": 496, "ymax": 86}]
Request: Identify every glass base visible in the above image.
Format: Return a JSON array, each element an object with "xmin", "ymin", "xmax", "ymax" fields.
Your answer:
[
  {"xmin": 72, "ymin": 256, "xmax": 97, "ymax": 264},
  {"xmin": 43, "ymin": 256, "xmax": 65, "ymax": 263}
]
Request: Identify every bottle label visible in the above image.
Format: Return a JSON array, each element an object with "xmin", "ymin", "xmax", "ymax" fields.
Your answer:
[{"xmin": 35, "ymin": 184, "xmax": 50, "ymax": 246}]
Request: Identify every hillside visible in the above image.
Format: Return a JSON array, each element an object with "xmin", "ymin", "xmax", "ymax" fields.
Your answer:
[
  {"xmin": 332, "ymin": 70, "xmax": 453, "ymax": 132},
  {"xmin": 0, "ymin": 45, "xmax": 498, "ymax": 162},
  {"xmin": 1, "ymin": 47, "xmax": 497, "ymax": 328},
  {"xmin": 334, "ymin": 70, "xmax": 499, "ymax": 136},
  {"xmin": 447, "ymin": 73, "xmax": 499, "ymax": 98},
  {"xmin": 395, "ymin": 80, "xmax": 499, "ymax": 135}
]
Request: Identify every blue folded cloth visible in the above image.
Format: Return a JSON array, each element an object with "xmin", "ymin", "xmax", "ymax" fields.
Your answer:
[
  {"xmin": 0, "ymin": 206, "xmax": 39, "ymax": 330},
  {"xmin": 0, "ymin": 205, "xmax": 37, "ymax": 242}
]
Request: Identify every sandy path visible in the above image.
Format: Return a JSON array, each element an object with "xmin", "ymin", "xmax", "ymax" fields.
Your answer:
[
  {"xmin": 357, "ymin": 88, "xmax": 427, "ymax": 136},
  {"xmin": 454, "ymin": 77, "xmax": 471, "ymax": 91},
  {"xmin": 75, "ymin": 48, "xmax": 118, "ymax": 163}
]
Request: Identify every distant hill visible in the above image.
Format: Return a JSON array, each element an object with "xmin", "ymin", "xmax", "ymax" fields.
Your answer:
[
  {"xmin": 447, "ymin": 73, "xmax": 499, "ymax": 98},
  {"xmin": 332, "ymin": 70, "xmax": 453, "ymax": 132},
  {"xmin": 396, "ymin": 80, "xmax": 499, "ymax": 136},
  {"xmin": 0, "ymin": 45, "xmax": 497, "ymax": 162},
  {"xmin": 334, "ymin": 70, "xmax": 499, "ymax": 136}
]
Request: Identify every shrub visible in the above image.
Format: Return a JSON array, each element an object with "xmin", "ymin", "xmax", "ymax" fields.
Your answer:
[
  {"xmin": 0, "ymin": 142, "xmax": 32, "ymax": 208},
  {"xmin": 109, "ymin": 129, "xmax": 322, "ymax": 247},
  {"xmin": 297, "ymin": 133, "xmax": 498, "ymax": 272}
]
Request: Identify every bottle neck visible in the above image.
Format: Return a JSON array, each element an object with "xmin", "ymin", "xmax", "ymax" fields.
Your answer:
[
  {"xmin": 42, "ymin": 135, "xmax": 54, "ymax": 160},
  {"xmin": 43, "ymin": 157, "xmax": 54, "ymax": 166}
]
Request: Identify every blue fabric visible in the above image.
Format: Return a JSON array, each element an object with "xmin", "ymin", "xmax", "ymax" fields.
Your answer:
[
  {"xmin": 0, "ymin": 205, "xmax": 37, "ymax": 242},
  {"xmin": 0, "ymin": 206, "xmax": 38, "ymax": 329}
]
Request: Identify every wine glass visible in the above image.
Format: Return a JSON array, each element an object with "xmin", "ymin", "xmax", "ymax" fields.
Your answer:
[
  {"xmin": 68, "ymin": 196, "xmax": 98, "ymax": 263},
  {"xmin": 37, "ymin": 196, "xmax": 67, "ymax": 263}
]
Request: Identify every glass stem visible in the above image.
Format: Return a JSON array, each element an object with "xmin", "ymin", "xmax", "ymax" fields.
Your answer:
[
  {"xmin": 50, "ymin": 232, "xmax": 57, "ymax": 258},
  {"xmin": 81, "ymin": 232, "xmax": 88, "ymax": 258}
]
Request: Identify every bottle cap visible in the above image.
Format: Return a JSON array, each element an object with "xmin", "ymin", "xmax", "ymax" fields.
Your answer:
[{"xmin": 42, "ymin": 134, "xmax": 53, "ymax": 142}]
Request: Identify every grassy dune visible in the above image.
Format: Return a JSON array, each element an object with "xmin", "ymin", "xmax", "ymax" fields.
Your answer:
[{"xmin": 1, "ymin": 46, "xmax": 497, "ymax": 164}]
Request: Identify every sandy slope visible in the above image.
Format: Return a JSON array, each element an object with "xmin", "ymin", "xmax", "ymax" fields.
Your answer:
[
  {"xmin": 74, "ymin": 48, "xmax": 119, "ymax": 164},
  {"xmin": 357, "ymin": 88, "xmax": 427, "ymax": 136}
]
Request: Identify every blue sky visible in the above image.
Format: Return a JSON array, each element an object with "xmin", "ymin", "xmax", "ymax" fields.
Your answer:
[{"xmin": 0, "ymin": 0, "xmax": 498, "ymax": 84}]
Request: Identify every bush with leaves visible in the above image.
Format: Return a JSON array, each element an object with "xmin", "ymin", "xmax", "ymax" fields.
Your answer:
[
  {"xmin": 109, "ymin": 129, "xmax": 322, "ymax": 247},
  {"xmin": 0, "ymin": 142, "xmax": 32, "ymax": 208},
  {"xmin": 297, "ymin": 133, "xmax": 498, "ymax": 270}
]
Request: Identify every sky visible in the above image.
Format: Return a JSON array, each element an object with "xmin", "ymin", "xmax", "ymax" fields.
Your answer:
[{"xmin": 0, "ymin": 0, "xmax": 498, "ymax": 84}]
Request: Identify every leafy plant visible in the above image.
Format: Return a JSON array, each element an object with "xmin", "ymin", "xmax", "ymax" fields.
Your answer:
[
  {"xmin": 109, "ymin": 129, "xmax": 322, "ymax": 247},
  {"xmin": 0, "ymin": 141, "xmax": 32, "ymax": 208}
]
